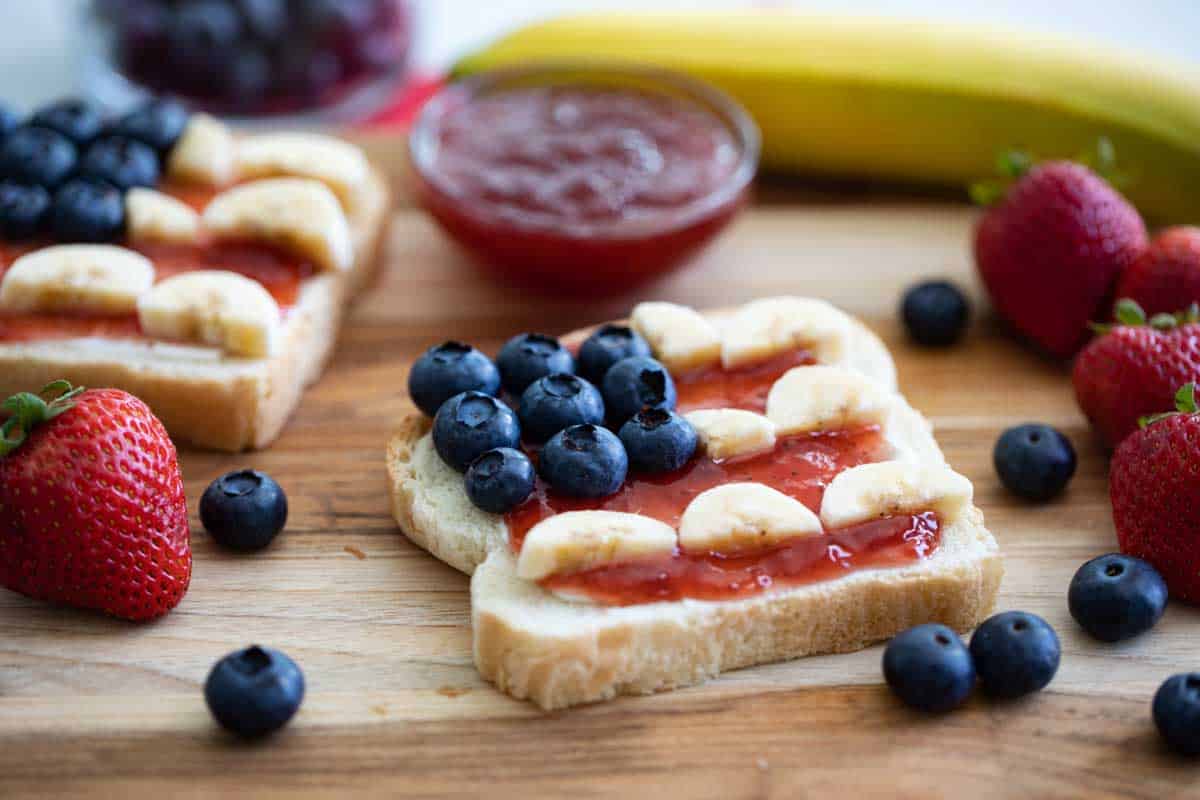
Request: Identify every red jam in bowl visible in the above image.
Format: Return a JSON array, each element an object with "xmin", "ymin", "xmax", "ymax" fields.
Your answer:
[{"xmin": 410, "ymin": 66, "xmax": 759, "ymax": 294}]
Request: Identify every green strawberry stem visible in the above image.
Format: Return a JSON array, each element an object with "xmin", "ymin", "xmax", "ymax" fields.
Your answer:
[
  {"xmin": 1139, "ymin": 383, "xmax": 1200, "ymax": 429},
  {"xmin": 1090, "ymin": 299, "xmax": 1200, "ymax": 335},
  {"xmin": 0, "ymin": 380, "xmax": 84, "ymax": 457},
  {"xmin": 968, "ymin": 138, "xmax": 1123, "ymax": 207}
]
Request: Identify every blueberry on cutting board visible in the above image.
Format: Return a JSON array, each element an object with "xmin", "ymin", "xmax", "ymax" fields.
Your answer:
[
  {"xmin": 205, "ymin": 645, "xmax": 305, "ymax": 739},
  {"xmin": 200, "ymin": 469, "xmax": 289, "ymax": 552},
  {"xmin": 1068, "ymin": 553, "xmax": 1167, "ymax": 642}
]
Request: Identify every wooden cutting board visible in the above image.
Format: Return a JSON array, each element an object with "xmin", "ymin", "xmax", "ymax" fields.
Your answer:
[{"xmin": 1, "ymin": 135, "xmax": 1198, "ymax": 800}]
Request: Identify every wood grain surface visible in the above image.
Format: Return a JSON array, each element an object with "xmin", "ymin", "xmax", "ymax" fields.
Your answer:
[{"xmin": 1, "ymin": 136, "xmax": 1199, "ymax": 799}]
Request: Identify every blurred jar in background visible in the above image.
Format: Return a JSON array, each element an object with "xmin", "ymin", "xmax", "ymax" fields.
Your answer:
[{"xmin": 90, "ymin": 0, "xmax": 414, "ymax": 121}]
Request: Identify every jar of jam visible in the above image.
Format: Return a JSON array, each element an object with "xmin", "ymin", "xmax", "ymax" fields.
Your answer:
[
  {"xmin": 86, "ymin": 0, "xmax": 414, "ymax": 121},
  {"xmin": 409, "ymin": 64, "xmax": 760, "ymax": 295}
]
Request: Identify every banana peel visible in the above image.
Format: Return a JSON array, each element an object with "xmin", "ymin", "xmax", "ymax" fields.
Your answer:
[{"xmin": 454, "ymin": 12, "xmax": 1200, "ymax": 223}]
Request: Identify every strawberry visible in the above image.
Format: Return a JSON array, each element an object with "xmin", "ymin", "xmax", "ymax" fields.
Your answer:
[
  {"xmin": 1111, "ymin": 383, "xmax": 1200, "ymax": 603},
  {"xmin": 1113, "ymin": 226, "xmax": 1200, "ymax": 317},
  {"xmin": 974, "ymin": 159, "xmax": 1147, "ymax": 358},
  {"xmin": 0, "ymin": 381, "xmax": 190, "ymax": 621},
  {"xmin": 1072, "ymin": 300, "xmax": 1200, "ymax": 449}
]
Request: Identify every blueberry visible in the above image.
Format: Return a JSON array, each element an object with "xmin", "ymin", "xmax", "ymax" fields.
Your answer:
[
  {"xmin": 0, "ymin": 126, "xmax": 77, "ymax": 189},
  {"xmin": 539, "ymin": 424, "xmax": 628, "ymax": 498},
  {"xmin": 496, "ymin": 333, "xmax": 575, "ymax": 397},
  {"xmin": 235, "ymin": 0, "xmax": 288, "ymax": 41},
  {"xmin": 518, "ymin": 373, "xmax": 605, "ymax": 444},
  {"xmin": 204, "ymin": 645, "xmax": 304, "ymax": 739},
  {"xmin": 222, "ymin": 45, "xmax": 273, "ymax": 108},
  {"xmin": 408, "ymin": 341, "xmax": 501, "ymax": 417},
  {"xmin": 1068, "ymin": 553, "xmax": 1167, "ymax": 643},
  {"xmin": 0, "ymin": 182, "xmax": 50, "ymax": 240},
  {"xmin": 464, "ymin": 447, "xmax": 535, "ymax": 514},
  {"xmin": 432, "ymin": 391, "xmax": 521, "ymax": 472},
  {"xmin": 108, "ymin": 99, "xmax": 189, "ymax": 155},
  {"xmin": 900, "ymin": 280, "xmax": 970, "ymax": 346},
  {"xmin": 969, "ymin": 611, "xmax": 1060, "ymax": 699},
  {"xmin": 0, "ymin": 103, "xmax": 19, "ymax": 139},
  {"xmin": 166, "ymin": 1, "xmax": 245, "ymax": 90},
  {"xmin": 882, "ymin": 624, "xmax": 976, "ymax": 713},
  {"xmin": 78, "ymin": 136, "xmax": 160, "ymax": 191},
  {"xmin": 30, "ymin": 99, "xmax": 106, "ymax": 147},
  {"xmin": 601, "ymin": 356, "xmax": 676, "ymax": 424},
  {"xmin": 50, "ymin": 179, "xmax": 125, "ymax": 242},
  {"xmin": 993, "ymin": 423, "xmax": 1076, "ymax": 502},
  {"xmin": 619, "ymin": 409, "xmax": 697, "ymax": 474},
  {"xmin": 577, "ymin": 324, "xmax": 652, "ymax": 385},
  {"xmin": 200, "ymin": 469, "xmax": 289, "ymax": 552},
  {"xmin": 1154, "ymin": 673, "xmax": 1200, "ymax": 756}
]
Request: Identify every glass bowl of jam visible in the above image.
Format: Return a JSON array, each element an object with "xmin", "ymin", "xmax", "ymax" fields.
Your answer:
[
  {"xmin": 86, "ymin": 0, "xmax": 414, "ymax": 123},
  {"xmin": 409, "ymin": 64, "xmax": 760, "ymax": 295}
]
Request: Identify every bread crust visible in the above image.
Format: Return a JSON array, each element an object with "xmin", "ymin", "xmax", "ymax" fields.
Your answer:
[
  {"xmin": 386, "ymin": 303, "xmax": 1002, "ymax": 709},
  {"xmin": 0, "ymin": 169, "xmax": 390, "ymax": 452}
]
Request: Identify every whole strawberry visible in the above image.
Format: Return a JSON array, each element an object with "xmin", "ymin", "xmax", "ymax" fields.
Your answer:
[
  {"xmin": 1072, "ymin": 300, "xmax": 1200, "ymax": 449},
  {"xmin": 1112, "ymin": 384, "xmax": 1200, "ymax": 603},
  {"xmin": 974, "ymin": 159, "xmax": 1147, "ymax": 358},
  {"xmin": 1114, "ymin": 227, "xmax": 1200, "ymax": 317},
  {"xmin": 0, "ymin": 381, "xmax": 190, "ymax": 621}
]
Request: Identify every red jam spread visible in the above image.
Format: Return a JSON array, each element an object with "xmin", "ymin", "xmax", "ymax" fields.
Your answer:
[
  {"xmin": 413, "ymin": 79, "xmax": 753, "ymax": 293},
  {"xmin": 675, "ymin": 348, "xmax": 816, "ymax": 413},
  {"xmin": 542, "ymin": 513, "xmax": 939, "ymax": 605},
  {"xmin": 508, "ymin": 425, "xmax": 890, "ymax": 549},
  {"xmin": 0, "ymin": 185, "xmax": 313, "ymax": 345},
  {"xmin": 507, "ymin": 350, "xmax": 940, "ymax": 604}
]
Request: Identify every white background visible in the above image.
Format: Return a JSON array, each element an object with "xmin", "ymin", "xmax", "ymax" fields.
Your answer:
[{"xmin": 0, "ymin": 0, "xmax": 1196, "ymax": 111}]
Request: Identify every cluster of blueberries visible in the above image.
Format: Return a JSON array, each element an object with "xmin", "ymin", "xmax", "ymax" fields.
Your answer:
[
  {"xmin": 0, "ymin": 97, "xmax": 190, "ymax": 243},
  {"xmin": 885, "ymin": 542, "xmax": 1200, "ymax": 754},
  {"xmin": 408, "ymin": 324, "xmax": 701, "ymax": 514}
]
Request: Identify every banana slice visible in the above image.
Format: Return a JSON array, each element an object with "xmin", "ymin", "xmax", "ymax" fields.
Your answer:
[
  {"xmin": 766, "ymin": 365, "xmax": 891, "ymax": 435},
  {"xmin": 679, "ymin": 483, "xmax": 822, "ymax": 553},
  {"xmin": 126, "ymin": 188, "xmax": 201, "ymax": 245},
  {"xmin": 0, "ymin": 245, "xmax": 154, "ymax": 314},
  {"xmin": 721, "ymin": 296, "xmax": 852, "ymax": 369},
  {"xmin": 165, "ymin": 113, "xmax": 235, "ymax": 186},
  {"xmin": 630, "ymin": 302, "xmax": 721, "ymax": 372},
  {"xmin": 202, "ymin": 178, "xmax": 353, "ymax": 272},
  {"xmin": 684, "ymin": 409, "xmax": 776, "ymax": 461},
  {"xmin": 819, "ymin": 462, "xmax": 973, "ymax": 530},
  {"xmin": 516, "ymin": 511, "xmax": 678, "ymax": 582},
  {"xmin": 137, "ymin": 270, "xmax": 281, "ymax": 358},
  {"xmin": 235, "ymin": 132, "xmax": 370, "ymax": 209}
]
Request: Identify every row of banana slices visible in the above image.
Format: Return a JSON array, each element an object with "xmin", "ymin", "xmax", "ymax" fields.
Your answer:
[
  {"xmin": 0, "ymin": 122, "xmax": 374, "ymax": 359},
  {"xmin": 518, "ymin": 461, "xmax": 972, "ymax": 583},
  {"xmin": 684, "ymin": 364, "xmax": 893, "ymax": 461},
  {"xmin": 0, "ymin": 245, "xmax": 281, "ymax": 358},
  {"xmin": 516, "ymin": 298, "xmax": 971, "ymax": 589},
  {"xmin": 630, "ymin": 296, "xmax": 859, "ymax": 372}
]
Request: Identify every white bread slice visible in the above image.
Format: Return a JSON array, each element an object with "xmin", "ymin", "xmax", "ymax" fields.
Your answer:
[
  {"xmin": 0, "ymin": 164, "xmax": 389, "ymax": 452},
  {"xmin": 386, "ymin": 302, "xmax": 1001, "ymax": 710}
]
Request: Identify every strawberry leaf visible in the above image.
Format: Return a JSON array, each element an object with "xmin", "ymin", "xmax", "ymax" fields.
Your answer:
[
  {"xmin": 0, "ymin": 380, "xmax": 84, "ymax": 457},
  {"xmin": 1115, "ymin": 299, "xmax": 1148, "ymax": 326},
  {"xmin": 1176, "ymin": 383, "xmax": 1199, "ymax": 414}
]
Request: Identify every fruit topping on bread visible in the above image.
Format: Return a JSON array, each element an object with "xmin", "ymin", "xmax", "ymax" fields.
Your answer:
[
  {"xmin": 0, "ymin": 96, "xmax": 390, "ymax": 451},
  {"xmin": 387, "ymin": 296, "xmax": 1001, "ymax": 709}
]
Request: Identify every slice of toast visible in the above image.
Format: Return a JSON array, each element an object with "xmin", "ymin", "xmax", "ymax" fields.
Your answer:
[
  {"xmin": 0, "ymin": 122, "xmax": 391, "ymax": 452},
  {"xmin": 386, "ymin": 298, "xmax": 1002, "ymax": 709}
]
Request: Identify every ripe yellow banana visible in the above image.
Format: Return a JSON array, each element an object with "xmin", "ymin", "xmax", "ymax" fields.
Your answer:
[{"xmin": 454, "ymin": 12, "xmax": 1200, "ymax": 223}]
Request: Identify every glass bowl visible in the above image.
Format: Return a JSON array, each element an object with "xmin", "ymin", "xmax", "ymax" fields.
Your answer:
[{"xmin": 409, "ymin": 63, "xmax": 760, "ymax": 295}]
